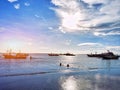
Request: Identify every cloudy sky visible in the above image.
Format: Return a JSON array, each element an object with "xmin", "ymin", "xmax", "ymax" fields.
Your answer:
[{"xmin": 0, "ymin": 0, "xmax": 120, "ymax": 54}]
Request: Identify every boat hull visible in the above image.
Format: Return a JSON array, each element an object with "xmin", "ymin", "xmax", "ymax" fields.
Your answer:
[
  {"xmin": 63, "ymin": 53, "xmax": 75, "ymax": 56},
  {"xmin": 102, "ymin": 56, "xmax": 119, "ymax": 59},
  {"xmin": 3, "ymin": 54, "xmax": 28, "ymax": 59},
  {"xmin": 87, "ymin": 54, "xmax": 102, "ymax": 57},
  {"xmin": 3, "ymin": 55, "xmax": 27, "ymax": 59},
  {"xmin": 48, "ymin": 54, "xmax": 59, "ymax": 56}
]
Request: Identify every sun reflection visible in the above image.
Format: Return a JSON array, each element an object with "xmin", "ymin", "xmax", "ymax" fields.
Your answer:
[
  {"xmin": 60, "ymin": 76, "xmax": 92, "ymax": 90},
  {"xmin": 61, "ymin": 76, "xmax": 77, "ymax": 90},
  {"xmin": 60, "ymin": 56, "xmax": 75, "ymax": 63}
]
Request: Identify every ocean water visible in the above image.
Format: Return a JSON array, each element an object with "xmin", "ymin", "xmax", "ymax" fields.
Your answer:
[{"xmin": 0, "ymin": 54, "xmax": 120, "ymax": 90}]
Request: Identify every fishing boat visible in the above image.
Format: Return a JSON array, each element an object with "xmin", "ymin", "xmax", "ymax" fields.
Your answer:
[
  {"xmin": 87, "ymin": 50, "xmax": 113, "ymax": 57},
  {"xmin": 102, "ymin": 55, "xmax": 119, "ymax": 59},
  {"xmin": 3, "ymin": 50, "xmax": 29, "ymax": 59},
  {"xmin": 62, "ymin": 53, "xmax": 75, "ymax": 56},
  {"xmin": 87, "ymin": 50, "xmax": 119, "ymax": 59},
  {"xmin": 48, "ymin": 53, "xmax": 59, "ymax": 56}
]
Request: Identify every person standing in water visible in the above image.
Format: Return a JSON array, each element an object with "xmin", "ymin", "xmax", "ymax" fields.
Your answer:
[
  {"xmin": 60, "ymin": 63, "xmax": 62, "ymax": 66},
  {"xmin": 67, "ymin": 64, "xmax": 69, "ymax": 68}
]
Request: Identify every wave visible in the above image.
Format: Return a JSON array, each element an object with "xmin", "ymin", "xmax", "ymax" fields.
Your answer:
[{"xmin": 0, "ymin": 71, "xmax": 57, "ymax": 77}]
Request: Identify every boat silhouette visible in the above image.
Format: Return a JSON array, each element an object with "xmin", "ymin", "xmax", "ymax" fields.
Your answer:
[
  {"xmin": 62, "ymin": 53, "xmax": 75, "ymax": 56},
  {"xmin": 48, "ymin": 53, "xmax": 59, "ymax": 56},
  {"xmin": 87, "ymin": 50, "xmax": 119, "ymax": 59}
]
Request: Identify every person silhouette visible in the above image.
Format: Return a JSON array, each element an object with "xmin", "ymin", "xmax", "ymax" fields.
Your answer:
[
  {"xmin": 30, "ymin": 56, "xmax": 32, "ymax": 59},
  {"xmin": 60, "ymin": 63, "xmax": 62, "ymax": 66},
  {"xmin": 67, "ymin": 64, "xmax": 69, "ymax": 68}
]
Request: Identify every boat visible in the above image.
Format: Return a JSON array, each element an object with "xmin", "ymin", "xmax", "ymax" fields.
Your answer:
[
  {"xmin": 87, "ymin": 50, "xmax": 119, "ymax": 59},
  {"xmin": 87, "ymin": 50, "xmax": 113, "ymax": 57},
  {"xmin": 48, "ymin": 53, "xmax": 59, "ymax": 56},
  {"xmin": 87, "ymin": 54, "xmax": 101, "ymax": 57},
  {"xmin": 3, "ymin": 50, "xmax": 29, "ymax": 59},
  {"xmin": 102, "ymin": 55, "xmax": 119, "ymax": 59},
  {"xmin": 62, "ymin": 53, "xmax": 75, "ymax": 56}
]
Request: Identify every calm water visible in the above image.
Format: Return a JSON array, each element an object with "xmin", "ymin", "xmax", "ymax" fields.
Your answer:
[{"xmin": 0, "ymin": 54, "xmax": 120, "ymax": 90}]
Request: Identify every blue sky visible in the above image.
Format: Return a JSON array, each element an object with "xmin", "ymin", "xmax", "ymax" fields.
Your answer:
[{"xmin": 0, "ymin": 0, "xmax": 120, "ymax": 54}]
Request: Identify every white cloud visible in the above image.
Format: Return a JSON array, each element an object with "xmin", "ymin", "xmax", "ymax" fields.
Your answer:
[
  {"xmin": 78, "ymin": 42, "xmax": 120, "ymax": 50},
  {"xmin": 94, "ymin": 31, "xmax": 120, "ymax": 36},
  {"xmin": 77, "ymin": 42, "xmax": 104, "ymax": 52},
  {"xmin": 77, "ymin": 42, "xmax": 105, "ymax": 53},
  {"xmin": 14, "ymin": 4, "xmax": 20, "ymax": 9},
  {"xmin": 77, "ymin": 42, "xmax": 120, "ymax": 54},
  {"xmin": 8, "ymin": 0, "xmax": 18, "ymax": 3},
  {"xmin": 82, "ymin": 0, "xmax": 108, "ymax": 5},
  {"xmin": 59, "ymin": 26, "xmax": 66, "ymax": 33},
  {"xmin": 51, "ymin": 0, "xmax": 120, "ymax": 33},
  {"xmin": 35, "ymin": 14, "xmax": 40, "ymax": 18},
  {"xmin": 78, "ymin": 42, "xmax": 103, "ymax": 47},
  {"xmin": 24, "ymin": 2, "xmax": 30, "ymax": 6},
  {"xmin": 48, "ymin": 27, "xmax": 53, "ymax": 30}
]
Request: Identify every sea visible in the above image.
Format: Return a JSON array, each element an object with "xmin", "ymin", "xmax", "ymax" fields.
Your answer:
[{"xmin": 0, "ymin": 54, "xmax": 120, "ymax": 90}]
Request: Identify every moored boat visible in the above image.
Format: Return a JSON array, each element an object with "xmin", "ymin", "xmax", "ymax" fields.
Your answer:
[
  {"xmin": 3, "ymin": 50, "xmax": 29, "ymax": 59},
  {"xmin": 63, "ymin": 53, "xmax": 75, "ymax": 56},
  {"xmin": 102, "ymin": 55, "xmax": 119, "ymax": 59},
  {"xmin": 87, "ymin": 50, "xmax": 119, "ymax": 59},
  {"xmin": 48, "ymin": 53, "xmax": 59, "ymax": 56},
  {"xmin": 87, "ymin": 51, "xmax": 114, "ymax": 57}
]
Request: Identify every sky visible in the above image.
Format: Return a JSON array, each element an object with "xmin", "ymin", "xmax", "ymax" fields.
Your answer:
[{"xmin": 0, "ymin": 0, "xmax": 120, "ymax": 54}]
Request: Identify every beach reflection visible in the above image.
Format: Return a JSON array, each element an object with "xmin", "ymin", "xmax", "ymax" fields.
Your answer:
[
  {"xmin": 60, "ymin": 56, "xmax": 76, "ymax": 63},
  {"xmin": 60, "ymin": 76, "xmax": 78, "ymax": 90},
  {"xmin": 60, "ymin": 76, "xmax": 91, "ymax": 90},
  {"xmin": 59, "ymin": 74, "xmax": 120, "ymax": 90}
]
